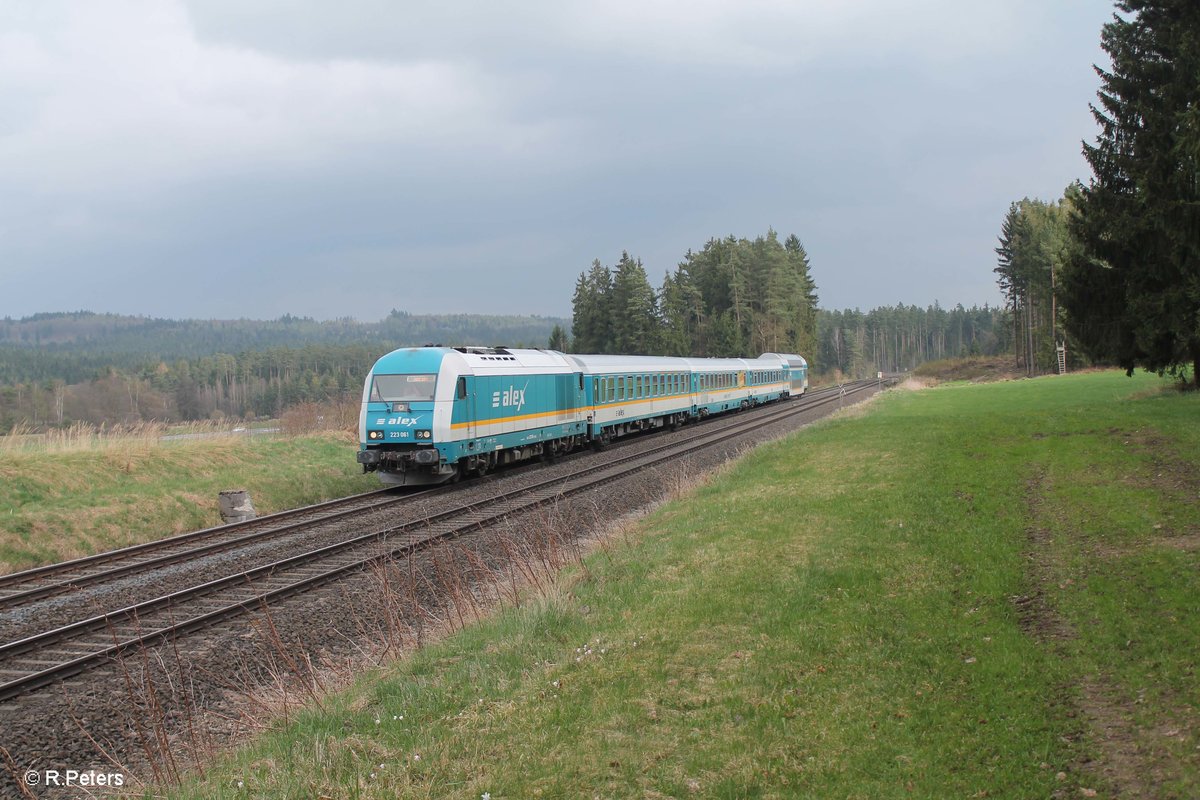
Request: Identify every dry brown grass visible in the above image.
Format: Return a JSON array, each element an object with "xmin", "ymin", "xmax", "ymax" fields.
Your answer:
[
  {"xmin": 280, "ymin": 399, "xmax": 359, "ymax": 436},
  {"xmin": 0, "ymin": 420, "xmax": 242, "ymax": 455}
]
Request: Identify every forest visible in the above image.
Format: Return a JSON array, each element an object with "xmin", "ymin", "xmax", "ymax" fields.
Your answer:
[
  {"xmin": 569, "ymin": 229, "xmax": 1009, "ymax": 380},
  {"xmin": 0, "ymin": 312, "xmax": 566, "ymax": 428}
]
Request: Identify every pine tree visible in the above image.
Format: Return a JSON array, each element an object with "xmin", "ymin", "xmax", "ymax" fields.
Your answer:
[
  {"xmin": 784, "ymin": 235, "xmax": 819, "ymax": 357},
  {"xmin": 570, "ymin": 260, "xmax": 614, "ymax": 352},
  {"xmin": 610, "ymin": 252, "xmax": 659, "ymax": 354},
  {"xmin": 547, "ymin": 324, "xmax": 569, "ymax": 351},
  {"xmin": 1064, "ymin": 0, "xmax": 1200, "ymax": 386}
]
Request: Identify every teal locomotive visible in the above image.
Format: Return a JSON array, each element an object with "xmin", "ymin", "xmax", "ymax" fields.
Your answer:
[{"xmin": 357, "ymin": 347, "xmax": 808, "ymax": 486}]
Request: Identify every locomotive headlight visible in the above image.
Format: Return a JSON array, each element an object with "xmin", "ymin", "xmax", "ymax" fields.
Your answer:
[
  {"xmin": 368, "ymin": 430, "xmax": 384, "ymax": 440},
  {"xmin": 415, "ymin": 429, "xmax": 432, "ymax": 440}
]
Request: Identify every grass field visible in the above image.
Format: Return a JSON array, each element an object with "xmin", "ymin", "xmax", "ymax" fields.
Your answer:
[
  {"xmin": 154, "ymin": 370, "xmax": 1200, "ymax": 799},
  {"xmin": 0, "ymin": 430, "xmax": 377, "ymax": 573},
  {"xmin": 50, "ymin": 372, "xmax": 1178, "ymax": 797}
]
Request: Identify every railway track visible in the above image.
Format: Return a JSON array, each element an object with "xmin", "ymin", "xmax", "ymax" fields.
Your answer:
[
  {"xmin": 0, "ymin": 380, "xmax": 880, "ymax": 702},
  {"xmin": 0, "ymin": 486, "xmax": 426, "ymax": 609},
  {"xmin": 0, "ymin": 382, "xmax": 857, "ymax": 613}
]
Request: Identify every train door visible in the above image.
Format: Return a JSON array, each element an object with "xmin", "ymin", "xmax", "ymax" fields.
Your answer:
[
  {"xmin": 454, "ymin": 376, "xmax": 474, "ymax": 440},
  {"xmin": 574, "ymin": 372, "xmax": 585, "ymax": 421}
]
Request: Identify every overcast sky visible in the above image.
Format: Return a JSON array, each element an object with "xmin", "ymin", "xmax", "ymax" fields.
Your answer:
[{"xmin": 1, "ymin": 0, "xmax": 1114, "ymax": 322}]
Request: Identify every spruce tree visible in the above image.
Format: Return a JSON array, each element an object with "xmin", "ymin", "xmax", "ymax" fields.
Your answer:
[
  {"xmin": 610, "ymin": 252, "xmax": 659, "ymax": 354},
  {"xmin": 547, "ymin": 324, "xmax": 569, "ymax": 351},
  {"xmin": 1064, "ymin": 0, "xmax": 1200, "ymax": 385},
  {"xmin": 570, "ymin": 260, "xmax": 614, "ymax": 353}
]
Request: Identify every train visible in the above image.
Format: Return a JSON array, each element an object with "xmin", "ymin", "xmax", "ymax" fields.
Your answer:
[{"xmin": 356, "ymin": 347, "xmax": 808, "ymax": 486}]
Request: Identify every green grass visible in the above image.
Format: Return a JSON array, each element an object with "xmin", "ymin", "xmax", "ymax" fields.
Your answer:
[
  {"xmin": 0, "ymin": 431, "xmax": 377, "ymax": 573},
  {"xmin": 152, "ymin": 371, "xmax": 1198, "ymax": 798}
]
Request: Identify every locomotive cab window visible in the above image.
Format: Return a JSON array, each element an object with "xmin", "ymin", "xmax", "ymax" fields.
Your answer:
[
  {"xmin": 370, "ymin": 374, "xmax": 437, "ymax": 402},
  {"xmin": 456, "ymin": 377, "xmax": 467, "ymax": 399}
]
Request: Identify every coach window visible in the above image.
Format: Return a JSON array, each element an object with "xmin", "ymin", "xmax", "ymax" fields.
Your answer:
[{"xmin": 617, "ymin": 376, "xmax": 625, "ymax": 400}]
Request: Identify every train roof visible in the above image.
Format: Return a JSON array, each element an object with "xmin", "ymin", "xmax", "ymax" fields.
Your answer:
[
  {"xmin": 370, "ymin": 347, "xmax": 808, "ymax": 377},
  {"xmin": 371, "ymin": 347, "xmax": 576, "ymax": 375},
  {"xmin": 566, "ymin": 354, "xmax": 693, "ymax": 373},
  {"xmin": 759, "ymin": 352, "xmax": 809, "ymax": 368},
  {"xmin": 567, "ymin": 353, "xmax": 789, "ymax": 373}
]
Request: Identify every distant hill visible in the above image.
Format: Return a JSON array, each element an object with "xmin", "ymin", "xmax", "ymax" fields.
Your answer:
[
  {"xmin": 0, "ymin": 310, "xmax": 568, "ymax": 353},
  {"xmin": 0, "ymin": 310, "xmax": 569, "ymax": 385}
]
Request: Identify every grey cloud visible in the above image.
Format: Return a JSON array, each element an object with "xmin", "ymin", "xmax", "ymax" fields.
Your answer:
[{"xmin": 1, "ymin": 0, "xmax": 1114, "ymax": 321}]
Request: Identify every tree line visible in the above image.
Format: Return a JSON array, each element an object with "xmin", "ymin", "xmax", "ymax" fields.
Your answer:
[
  {"xmin": 817, "ymin": 304, "xmax": 1008, "ymax": 379},
  {"xmin": 0, "ymin": 311, "xmax": 566, "ymax": 385},
  {"xmin": 0, "ymin": 312, "xmax": 568, "ymax": 429},
  {"xmin": 569, "ymin": 230, "xmax": 819, "ymax": 359},
  {"xmin": 1001, "ymin": 1, "xmax": 1199, "ymax": 386},
  {"xmin": 0, "ymin": 344, "xmax": 382, "ymax": 429},
  {"xmin": 993, "ymin": 190, "xmax": 1079, "ymax": 375}
]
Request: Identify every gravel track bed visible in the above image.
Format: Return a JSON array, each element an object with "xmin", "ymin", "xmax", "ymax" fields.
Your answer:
[{"xmin": 0, "ymin": 387, "xmax": 878, "ymax": 798}]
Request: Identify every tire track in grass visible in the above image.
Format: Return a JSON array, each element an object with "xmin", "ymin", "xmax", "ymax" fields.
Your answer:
[{"xmin": 1019, "ymin": 457, "xmax": 1175, "ymax": 798}]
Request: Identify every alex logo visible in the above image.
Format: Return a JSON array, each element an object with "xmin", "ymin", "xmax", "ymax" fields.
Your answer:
[
  {"xmin": 491, "ymin": 382, "xmax": 528, "ymax": 412},
  {"xmin": 375, "ymin": 417, "xmax": 422, "ymax": 426}
]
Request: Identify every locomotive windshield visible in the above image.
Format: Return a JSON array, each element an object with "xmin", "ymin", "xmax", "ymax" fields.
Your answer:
[{"xmin": 370, "ymin": 374, "xmax": 437, "ymax": 402}]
